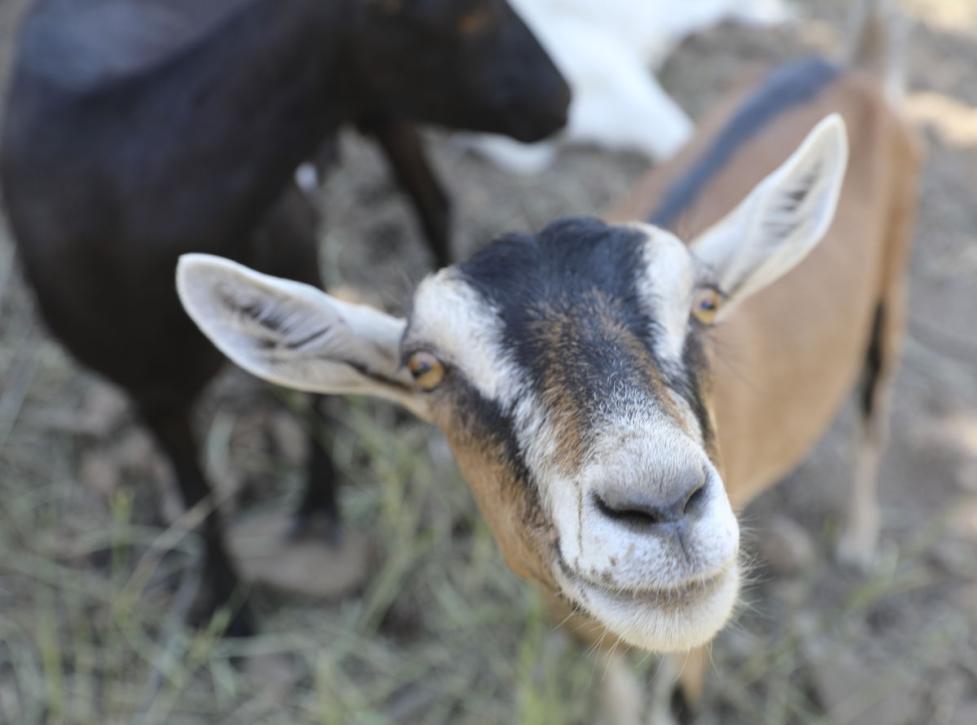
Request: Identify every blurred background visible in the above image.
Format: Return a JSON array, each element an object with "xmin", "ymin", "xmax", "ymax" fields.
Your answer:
[{"xmin": 1, "ymin": 0, "xmax": 976, "ymax": 722}]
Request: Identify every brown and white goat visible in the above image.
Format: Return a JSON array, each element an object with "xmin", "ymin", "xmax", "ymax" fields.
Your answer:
[{"xmin": 174, "ymin": 0, "xmax": 918, "ymax": 705}]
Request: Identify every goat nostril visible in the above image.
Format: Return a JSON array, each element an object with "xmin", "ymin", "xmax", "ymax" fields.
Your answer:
[
  {"xmin": 592, "ymin": 471, "xmax": 711, "ymax": 531},
  {"xmin": 592, "ymin": 491, "xmax": 664, "ymax": 528},
  {"xmin": 682, "ymin": 480, "xmax": 708, "ymax": 515}
]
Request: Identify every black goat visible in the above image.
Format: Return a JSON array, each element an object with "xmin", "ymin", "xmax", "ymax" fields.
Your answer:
[{"xmin": 0, "ymin": 0, "xmax": 570, "ymax": 635}]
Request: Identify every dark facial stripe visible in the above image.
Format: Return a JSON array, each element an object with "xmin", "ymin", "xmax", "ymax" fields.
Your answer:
[
  {"xmin": 675, "ymin": 330, "xmax": 713, "ymax": 449},
  {"xmin": 458, "ymin": 217, "xmax": 713, "ymax": 464},
  {"xmin": 459, "ymin": 218, "xmax": 662, "ymax": 413},
  {"xmin": 528, "ymin": 294, "xmax": 673, "ymax": 468},
  {"xmin": 451, "ymin": 377, "xmax": 534, "ymax": 488},
  {"xmin": 649, "ymin": 57, "xmax": 843, "ymax": 230},
  {"xmin": 459, "ymin": 218, "xmax": 653, "ymax": 361}
]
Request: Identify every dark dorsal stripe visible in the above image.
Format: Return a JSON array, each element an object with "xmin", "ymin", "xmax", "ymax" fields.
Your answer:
[{"xmin": 649, "ymin": 57, "xmax": 843, "ymax": 230}]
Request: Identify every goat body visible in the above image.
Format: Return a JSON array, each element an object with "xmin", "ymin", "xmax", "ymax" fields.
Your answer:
[{"xmin": 175, "ymin": 0, "xmax": 917, "ymax": 716}]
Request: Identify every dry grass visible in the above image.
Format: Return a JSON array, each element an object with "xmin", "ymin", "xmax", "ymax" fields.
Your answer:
[
  {"xmin": 0, "ymin": 367, "xmax": 611, "ymax": 723},
  {"xmin": 3, "ymin": 0, "xmax": 977, "ymax": 722}
]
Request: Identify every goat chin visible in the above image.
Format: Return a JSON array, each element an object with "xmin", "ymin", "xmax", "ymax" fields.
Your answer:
[{"xmin": 554, "ymin": 561, "xmax": 741, "ymax": 653}]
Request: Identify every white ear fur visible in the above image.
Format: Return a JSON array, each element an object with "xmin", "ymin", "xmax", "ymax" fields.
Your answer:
[
  {"xmin": 176, "ymin": 254, "xmax": 429, "ymax": 419},
  {"xmin": 690, "ymin": 114, "xmax": 849, "ymax": 321}
]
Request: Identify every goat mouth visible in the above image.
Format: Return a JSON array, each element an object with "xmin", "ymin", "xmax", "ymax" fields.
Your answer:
[
  {"xmin": 586, "ymin": 570, "xmax": 727, "ymax": 608},
  {"xmin": 568, "ymin": 566, "xmax": 729, "ymax": 611},
  {"xmin": 552, "ymin": 547, "xmax": 736, "ymax": 613}
]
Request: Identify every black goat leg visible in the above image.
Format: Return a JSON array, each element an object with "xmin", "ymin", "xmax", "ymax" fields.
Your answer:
[
  {"xmin": 138, "ymin": 398, "xmax": 255, "ymax": 637},
  {"xmin": 290, "ymin": 394, "xmax": 342, "ymax": 544},
  {"xmin": 251, "ymin": 188, "xmax": 344, "ymax": 545},
  {"xmin": 360, "ymin": 116, "xmax": 453, "ymax": 268}
]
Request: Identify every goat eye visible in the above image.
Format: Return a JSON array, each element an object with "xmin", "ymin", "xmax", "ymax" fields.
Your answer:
[
  {"xmin": 406, "ymin": 351, "xmax": 446, "ymax": 391},
  {"xmin": 691, "ymin": 288, "xmax": 722, "ymax": 325}
]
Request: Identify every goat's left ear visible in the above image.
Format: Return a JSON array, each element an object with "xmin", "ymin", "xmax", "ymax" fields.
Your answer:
[{"xmin": 689, "ymin": 114, "xmax": 849, "ymax": 322}]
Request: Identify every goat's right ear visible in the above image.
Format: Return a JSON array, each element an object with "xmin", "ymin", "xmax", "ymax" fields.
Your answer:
[{"xmin": 176, "ymin": 254, "xmax": 430, "ymax": 420}]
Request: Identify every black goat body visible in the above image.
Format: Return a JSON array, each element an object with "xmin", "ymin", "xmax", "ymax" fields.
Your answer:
[{"xmin": 0, "ymin": 0, "xmax": 569, "ymax": 634}]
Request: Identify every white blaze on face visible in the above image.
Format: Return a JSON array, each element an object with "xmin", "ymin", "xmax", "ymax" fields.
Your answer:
[
  {"xmin": 409, "ymin": 270, "xmax": 522, "ymax": 405},
  {"xmin": 631, "ymin": 224, "xmax": 711, "ymax": 439},
  {"xmin": 407, "ymin": 269, "xmax": 565, "ymax": 490},
  {"xmin": 632, "ymin": 224, "xmax": 697, "ymax": 363}
]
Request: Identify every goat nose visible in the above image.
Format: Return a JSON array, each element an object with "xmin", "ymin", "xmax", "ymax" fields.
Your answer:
[{"xmin": 592, "ymin": 470, "xmax": 708, "ymax": 531}]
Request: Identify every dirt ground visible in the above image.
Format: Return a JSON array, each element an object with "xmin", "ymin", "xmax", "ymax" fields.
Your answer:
[{"xmin": 1, "ymin": 0, "xmax": 977, "ymax": 723}]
